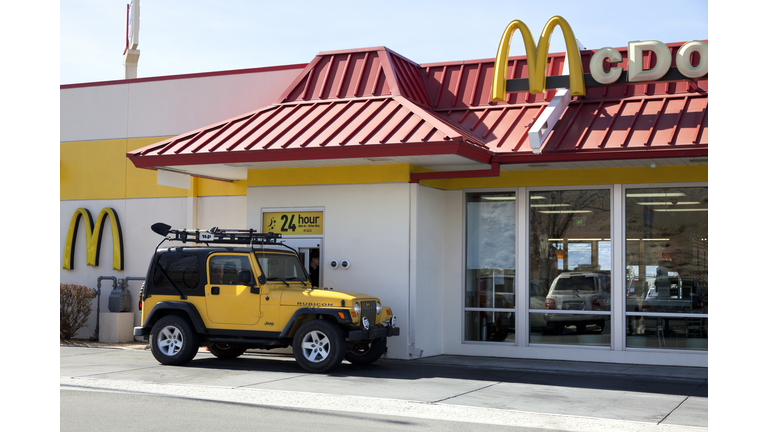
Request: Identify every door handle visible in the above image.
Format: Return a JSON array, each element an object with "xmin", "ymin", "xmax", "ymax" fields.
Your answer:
[{"xmin": 211, "ymin": 286, "xmax": 220, "ymax": 295}]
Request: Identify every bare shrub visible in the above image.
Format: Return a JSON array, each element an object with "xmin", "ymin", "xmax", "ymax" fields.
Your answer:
[{"xmin": 60, "ymin": 283, "xmax": 97, "ymax": 340}]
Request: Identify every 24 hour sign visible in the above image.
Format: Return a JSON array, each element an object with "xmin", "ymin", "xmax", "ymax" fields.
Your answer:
[{"xmin": 263, "ymin": 211, "xmax": 323, "ymax": 235}]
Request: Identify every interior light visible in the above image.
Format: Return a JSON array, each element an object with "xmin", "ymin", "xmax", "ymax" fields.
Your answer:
[
  {"xmin": 653, "ymin": 208, "xmax": 708, "ymax": 212},
  {"xmin": 626, "ymin": 192, "xmax": 686, "ymax": 198},
  {"xmin": 556, "ymin": 248, "xmax": 565, "ymax": 259},
  {"xmin": 481, "ymin": 196, "xmax": 516, "ymax": 201},
  {"xmin": 538, "ymin": 210, "xmax": 593, "ymax": 214},
  {"xmin": 531, "ymin": 204, "xmax": 571, "ymax": 207},
  {"xmin": 636, "ymin": 202, "xmax": 700, "ymax": 206}
]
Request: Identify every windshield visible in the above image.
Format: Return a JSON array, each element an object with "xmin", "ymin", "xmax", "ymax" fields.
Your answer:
[
  {"xmin": 255, "ymin": 252, "xmax": 308, "ymax": 283},
  {"xmin": 554, "ymin": 275, "xmax": 597, "ymax": 292}
]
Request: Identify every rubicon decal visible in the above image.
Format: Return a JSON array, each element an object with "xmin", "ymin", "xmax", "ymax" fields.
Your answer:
[{"xmin": 297, "ymin": 302, "xmax": 334, "ymax": 307}]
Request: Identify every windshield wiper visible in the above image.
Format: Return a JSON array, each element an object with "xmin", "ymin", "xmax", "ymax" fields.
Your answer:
[
  {"xmin": 267, "ymin": 277, "xmax": 289, "ymax": 286},
  {"xmin": 287, "ymin": 277, "xmax": 307, "ymax": 286}
]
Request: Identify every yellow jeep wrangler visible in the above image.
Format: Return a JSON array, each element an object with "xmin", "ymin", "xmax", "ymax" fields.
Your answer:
[{"xmin": 134, "ymin": 223, "xmax": 399, "ymax": 373}]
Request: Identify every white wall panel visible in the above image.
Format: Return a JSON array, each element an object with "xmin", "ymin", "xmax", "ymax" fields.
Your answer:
[
  {"xmin": 61, "ymin": 68, "xmax": 302, "ymax": 142},
  {"xmin": 409, "ymin": 185, "xmax": 448, "ymax": 358},
  {"xmin": 247, "ymin": 183, "xmax": 411, "ymax": 359},
  {"xmin": 196, "ymin": 196, "xmax": 248, "ymax": 230}
]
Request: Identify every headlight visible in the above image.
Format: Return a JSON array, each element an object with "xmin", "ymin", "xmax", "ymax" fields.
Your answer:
[
  {"xmin": 376, "ymin": 301, "xmax": 382, "ymax": 314},
  {"xmin": 354, "ymin": 301, "xmax": 361, "ymax": 316}
]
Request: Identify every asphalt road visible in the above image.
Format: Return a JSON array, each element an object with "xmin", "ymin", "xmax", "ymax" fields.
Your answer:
[{"xmin": 60, "ymin": 346, "xmax": 707, "ymax": 431}]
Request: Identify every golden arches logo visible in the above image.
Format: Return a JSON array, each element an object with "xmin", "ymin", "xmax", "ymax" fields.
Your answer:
[
  {"xmin": 491, "ymin": 15, "xmax": 585, "ymax": 100},
  {"xmin": 62, "ymin": 207, "xmax": 124, "ymax": 270}
]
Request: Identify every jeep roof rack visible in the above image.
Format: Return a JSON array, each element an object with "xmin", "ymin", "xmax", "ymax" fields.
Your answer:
[{"xmin": 151, "ymin": 222, "xmax": 283, "ymax": 246}]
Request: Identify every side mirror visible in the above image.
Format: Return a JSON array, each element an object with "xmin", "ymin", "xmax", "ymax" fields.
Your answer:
[{"xmin": 238, "ymin": 271, "xmax": 252, "ymax": 284}]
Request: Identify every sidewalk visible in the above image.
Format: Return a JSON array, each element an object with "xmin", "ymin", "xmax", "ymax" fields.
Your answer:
[
  {"xmin": 60, "ymin": 339, "xmax": 707, "ymax": 382},
  {"xmin": 393, "ymin": 355, "xmax": 708, "ymax": 382},
  {"xmin": 61, "ymin": 345, "xmax": 708, "ymax": 430}
]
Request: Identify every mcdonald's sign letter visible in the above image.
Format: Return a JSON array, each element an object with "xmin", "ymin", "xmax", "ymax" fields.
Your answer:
[
  {"xmin": 491, "ymin": 15, "xmax": 585, "ymax": 101},
  {"xmin": 62, "ymin": 207, "xmax": 124, "ymax": 270}
]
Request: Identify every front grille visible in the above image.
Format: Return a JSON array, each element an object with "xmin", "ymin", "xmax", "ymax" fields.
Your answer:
[{"xmin": 361, "ymin": 300, "xmax": 376, "ymax": 327}]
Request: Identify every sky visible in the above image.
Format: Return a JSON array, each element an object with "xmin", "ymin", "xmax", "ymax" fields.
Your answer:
[{"xmin": 60, "ymin": 0, "xmax": 709, "ymax": 85}]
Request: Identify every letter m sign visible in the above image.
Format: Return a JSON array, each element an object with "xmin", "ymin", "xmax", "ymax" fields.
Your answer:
[{"xmin": 62, "ymin": 208, "xmax": 124, "ymax": 270}]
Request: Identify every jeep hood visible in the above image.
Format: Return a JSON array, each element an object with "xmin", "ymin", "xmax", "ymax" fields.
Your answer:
[{"xmin": 278, "ymin": 289, "xmax": 376, "ymax": 307}]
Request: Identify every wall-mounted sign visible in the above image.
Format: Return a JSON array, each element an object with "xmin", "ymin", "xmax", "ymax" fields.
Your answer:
[
  {"xmin": 491, "ymin": 15, "xmax": 708, "ymax": 100},
  {"xmin": 63, "ymin": 207, "xmax": 124, "ymax": 270},
  {"xmin": 263, "ymin": 211, "xmax": 323, "ymax": 235}
]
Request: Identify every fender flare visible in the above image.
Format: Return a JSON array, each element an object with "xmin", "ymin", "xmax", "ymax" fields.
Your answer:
[
  {"xmin": 142, "ymin": 302, "xmax": 208, "ymax": 334},
  {"xmin": 279, "ymin": 308, "xmax": 353, "ymax": 338}
]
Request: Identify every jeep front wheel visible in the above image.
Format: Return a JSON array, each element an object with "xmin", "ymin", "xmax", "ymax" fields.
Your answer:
[
  {"xmin": 150, "ymin": 315, "xmax": 199, "ymax": 366},
  {"xmin": 344, "ymin": 337, "xmax": 386, "ymax": 365},
  {"xmin": 292, "ymin": 320, "xmax": 345, "ymax": 373},
  {"xmin": 207, "ymin": 343, "xmax": 247, "ymax": 359}
]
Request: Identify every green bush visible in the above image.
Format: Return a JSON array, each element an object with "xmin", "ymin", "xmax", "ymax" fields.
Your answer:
[{"xmin": 60, "ymin": 283, "xmax": 97, "ymax": 340}]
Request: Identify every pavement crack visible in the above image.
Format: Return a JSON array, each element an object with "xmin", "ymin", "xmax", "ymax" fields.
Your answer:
[
  {"xmin": 657, "ymin": 395, "xmax": 689, "ymax": 425},
  {"xmin": 428, "ymin": 382, "xmax": 502, "ymax": 404}
]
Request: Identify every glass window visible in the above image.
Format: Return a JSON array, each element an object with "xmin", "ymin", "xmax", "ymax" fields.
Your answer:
[
  {"xmin": 625, "ymin": 187, "xmax": 707, "ymax": 350},
  {"xmin": 152, "ymin": 253, "xmax": 199, "ymax": 291},
  {"xmin": 209, "ymin": 255, "xmax": 253, "ymax": 285},
  {"xmin": 255, "ymin": 252, "xmax": 309, "ymax": 283},
  {"xmin": 528, "ymin": 189, "xmax": 611, "ymax": 345},
  {"xmin": 465, "ymin": 311, "xmax": 515, "ymax": 342},
  {"xmin": 465, "ymin": 192, "xmax": 516, "ymax": 343}
]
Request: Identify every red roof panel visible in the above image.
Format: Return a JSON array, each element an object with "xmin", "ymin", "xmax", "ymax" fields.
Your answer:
[{"xmin": 129, "ymin": 42, "xmax": 707, "ymax": 172}]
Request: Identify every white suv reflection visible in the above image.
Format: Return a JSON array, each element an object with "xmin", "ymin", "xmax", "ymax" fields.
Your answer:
[{"xmin": 544, "ymin": 271, "xmax": 610, "ymax": 334}]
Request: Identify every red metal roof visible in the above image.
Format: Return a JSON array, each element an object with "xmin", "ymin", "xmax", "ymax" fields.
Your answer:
[
  {"xmin": 128, "ymin": 43, "xmax": 707, "ymax": 175},
  {"xmin": 425, "ymin": 42, "xmax": 707, "ymax": 163}
]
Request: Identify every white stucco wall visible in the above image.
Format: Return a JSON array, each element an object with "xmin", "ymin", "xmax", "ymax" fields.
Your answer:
[
  {"xmin": 408, "ymin": 184, "xmax": 448, "ymax": 358},
  {"xmin": 247, "ymin": 183, "xmax": 412, "ymax": 359},
  {"xmin": 61, "ymin": 67, "xmax": 303, "ymax": 142}
]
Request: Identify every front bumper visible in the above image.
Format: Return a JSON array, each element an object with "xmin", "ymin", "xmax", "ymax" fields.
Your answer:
[{"xmin": 348, "ymin": 325, "xmax": 400, "ymax": 341}]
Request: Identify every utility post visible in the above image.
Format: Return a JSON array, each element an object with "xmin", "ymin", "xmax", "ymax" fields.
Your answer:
[{"xmin": 123, "ymin": 0, "xmax": 140, "ymax": 79}]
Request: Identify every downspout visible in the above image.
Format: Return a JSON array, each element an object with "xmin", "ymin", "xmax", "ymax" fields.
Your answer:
[{"xmin": 409, "ymin": 162, "xmax": 500, "ymax": 184}]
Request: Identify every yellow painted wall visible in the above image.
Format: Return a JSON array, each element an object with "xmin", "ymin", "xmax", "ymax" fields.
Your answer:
[
  {"xmin": 60, "ymin": 138, "xmax": 247, "ymax": 200},
  {"xmin": 247, "ymin": 164, "xmax": 425, "ymax": 186},
  {"xmin": 61, "ymin": 137, "xmax": 707, "ymax": 201},
  {"xmin": 421, "ymin": 165, "xmax": 708, "ymax": 190}
]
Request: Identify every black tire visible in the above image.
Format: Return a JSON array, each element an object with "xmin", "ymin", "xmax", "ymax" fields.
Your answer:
[
  {"xmin": 344, "ymin": 337, "xmax": 387, "ymax": 365},
  {"xmin": 150, "ymin": 315, "xmax": 199, "ymax": 366},
  {"xmin": 292, "ymin": 319, "xmax": 345, "ymax": 373},
  {"xmin": 207, "ymin": 343, "xmax": 247, "ymax": 359}
]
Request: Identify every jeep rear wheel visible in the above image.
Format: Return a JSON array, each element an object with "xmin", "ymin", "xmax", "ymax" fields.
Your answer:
[
  {"xmin": 292, "ymin": 320, "xmax": 345, "ymax": 373},
  {"xmin": 344, "ymin": 337, "xmax": 386, "ymax": 365},
  {"xmin": 150, "ymin": 315, "xmax": 199, "ymax": 366},
  {"xmin": 207, "ymin": 343, "xmax": 247, "ymax": 359}
]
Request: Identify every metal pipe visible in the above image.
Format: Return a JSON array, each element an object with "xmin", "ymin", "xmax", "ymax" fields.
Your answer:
[{"xmin": 91, "ymin": 276, "xmax": 117, "ymax": 341}]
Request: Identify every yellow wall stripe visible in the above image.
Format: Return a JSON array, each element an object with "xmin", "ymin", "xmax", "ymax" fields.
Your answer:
[
  {"xmin": 61, "ymin": 138, "xmax": 247, "ymax": 200},
  {"xmin": 61, "ymin": 137, "xmax": 706, "ymax": 200},
  {"xmin": 421, "ymin": 165, "xmax": 707, "ymax": 189}
]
